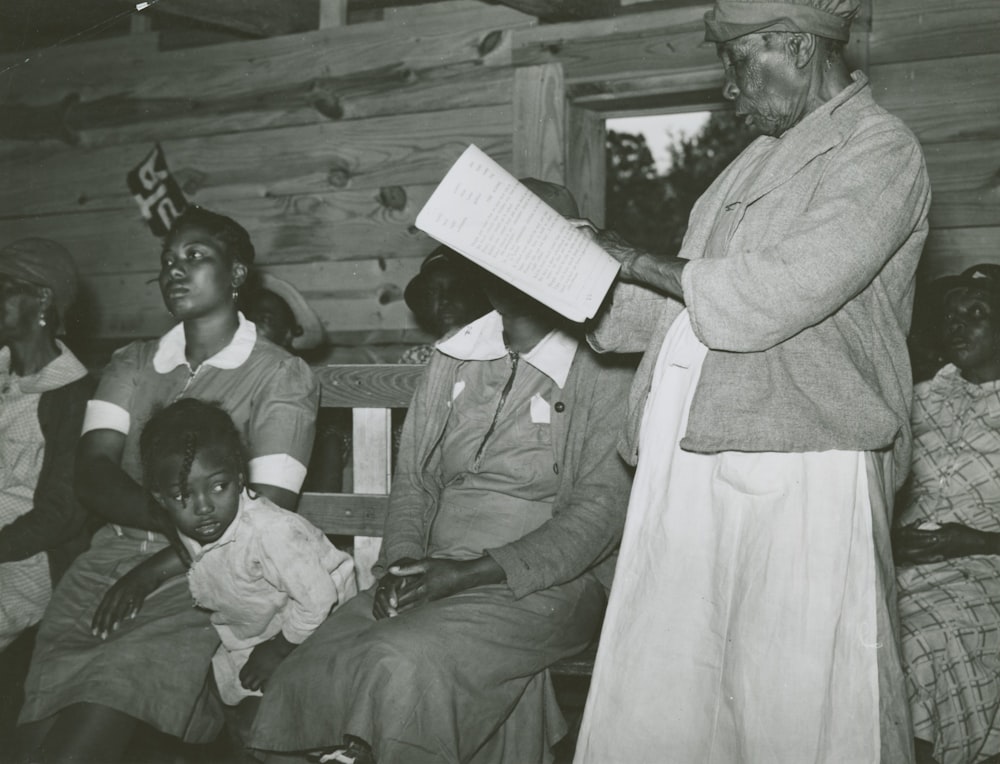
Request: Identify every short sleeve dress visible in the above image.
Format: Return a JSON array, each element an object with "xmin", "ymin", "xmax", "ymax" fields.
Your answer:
[{"xmin": 19, "ymin": 316, "xmax": 318, "ymax": 741}]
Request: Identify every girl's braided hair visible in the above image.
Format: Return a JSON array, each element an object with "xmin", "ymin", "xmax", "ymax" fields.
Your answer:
[{"xmin": 140, "ymin": 398, "xmax": 248, "ymax": 504}]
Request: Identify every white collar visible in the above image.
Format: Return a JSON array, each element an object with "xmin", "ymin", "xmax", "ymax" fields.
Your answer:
[
  {"xmin": 0, "ymin": 340, "xmax": 88, "ymax": 394},
  {"xmin": 436, "ymin": 310, "xmax": 578, "ymax": 388},
  {"xmin": 153, "ymin": 313, "xmax": 257, "ymax": 374}
]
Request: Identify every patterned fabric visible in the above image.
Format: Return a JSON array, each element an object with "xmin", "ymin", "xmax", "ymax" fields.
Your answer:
[
  {"xmin": 181, "ymin": 492, "xmax": 356, "ymax": 706},
  {"xmin": 897, "ymin": 364, "xmax": 1000, "ymax": 764},
  {"xmin": 0, "ymin": 343, "xmax": 88, "ymax": 650},
  {"xmin": 397, "ymin": 343, "xmax": 434, "ymax": 366}
]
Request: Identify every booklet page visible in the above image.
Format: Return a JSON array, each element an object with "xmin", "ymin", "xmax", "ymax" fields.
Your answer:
[{"xmin": 415, "ymin": 145, "xmax": 619, "ymax": 322}]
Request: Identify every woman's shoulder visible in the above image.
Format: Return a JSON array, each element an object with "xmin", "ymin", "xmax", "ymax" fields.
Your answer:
[
  {"xmin": 99, "ymin": 338, "xmax": 161, "ymax": 383},
  {"xmin": 243, "ymin": 337, "xmax": 317, "ymax": 384},
  {"xmin": 570, "ymin": 344, "xmax": 637, "ymax": 388}
]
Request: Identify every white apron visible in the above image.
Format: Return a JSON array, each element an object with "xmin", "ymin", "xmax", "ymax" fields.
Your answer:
[{"xmin": 575, "ymin": 311, "xmax": 886, "ymax": 763}]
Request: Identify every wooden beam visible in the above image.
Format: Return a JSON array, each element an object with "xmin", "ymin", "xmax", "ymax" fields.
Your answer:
[
  {"xmin": 0, "ymin": 104, "xmax": 514, "ymax": 217},
  {"xmin": 129, "ymin": 0, "xmax": 318, "ymax": 38},
  {"xmin": 491, "ymin": 0, "xmax": 620, "ymax": 21},
  {"xmin": 871, "ymin": 51, "xmax": 1000, "ymax": 145},
  {"xmin": 869, "ymin": 0, "xmax": 1000, "ymax": 66},
  {"xmin": 352, "ymin": 0, "xmax": 617, "ymax": 21}
]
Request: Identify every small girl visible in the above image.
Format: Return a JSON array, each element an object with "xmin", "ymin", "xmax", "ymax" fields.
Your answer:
[{"xmin": 91, "ymin": 398, "xmax": 356, "ymax": 705}]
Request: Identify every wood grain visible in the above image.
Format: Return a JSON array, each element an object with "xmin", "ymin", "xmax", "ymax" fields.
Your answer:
[
  {"xmin": 512, "ymin": 64, "xmax": 566, "ymax": 182},
  {"xmin": 1, "ymin": 105, "xmax": 513, "ymax": 216},
  {"xmin": 920, "ymin": 226, "xmax": 1000, "ymax": 279},
  {"xmin": 925, "ymin": 140, "xmax": 1000, "ymax": 229},
  {"xmin": 298, "ymin": 493, "xmax": 389, "ymax": 538},
  {"xmin": 872, "ymin": 52, "xmax": 1000, "ymax": 145},
  {"xmin": 869, "ymin": 0, "xmax": 1000, "ymax": 66},
  {"xmin": 315, "ymin": 363, "xmax": 424, "ymax": 408}
]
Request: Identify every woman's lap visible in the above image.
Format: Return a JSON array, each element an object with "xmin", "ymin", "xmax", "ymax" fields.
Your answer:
[
  {"xmin": 250, "ymin": 575, "xmax": 604, "ymax": 761},
  {"xmin": 898, "ymin": 558, "xmax": 1000, "ymax": 763},
  {"xmin": 20, "ymin": 528, "xmax": 221, "ymax": 741}
]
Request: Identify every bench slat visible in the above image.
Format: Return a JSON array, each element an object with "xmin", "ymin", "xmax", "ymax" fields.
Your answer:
[
  {"xmin": 299, "ymin": 492, "xmax": 389, "ymax": 537},
  {"xmin": 316, "ymin": 364, "xmax": 424, "ymax": 408}
]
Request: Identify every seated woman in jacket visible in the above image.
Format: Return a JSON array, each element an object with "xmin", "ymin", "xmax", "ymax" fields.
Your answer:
[
  {"xmin": 894, "ymin": 264, "xmax": 1000, "ymax": 764},
  {"xmin": 0, "ymin": 238, "xmax": 92, "ymax": 653},
  {"xmin": 248, "ymin": 182, "xmax": 633, "ymax": 764}
]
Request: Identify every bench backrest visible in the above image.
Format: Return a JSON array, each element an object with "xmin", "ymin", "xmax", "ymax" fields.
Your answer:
[{"xmin": 298, "ymin": 364, "xmax": 424, "ymax": 588}]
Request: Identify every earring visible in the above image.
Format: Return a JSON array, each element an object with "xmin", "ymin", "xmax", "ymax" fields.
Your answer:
[
  {"xmin": 38, "ymin": 314, "xmax": 46, "ymax": 328},
  {"xmin": 232, "ymin": 288, "xmax": 239, "ymax": 301}
]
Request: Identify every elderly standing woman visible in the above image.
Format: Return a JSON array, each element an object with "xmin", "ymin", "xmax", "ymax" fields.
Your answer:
[
  {"xmin": 894, "ymin": 265, "xmax": 1000, "ymax": 764},
  {"xmin": 572, "ymin": 1, "xmax": 931, "ymax": 762},
  {"xmin": 0, "ymin": 238, "xmax": 92, "ymax": 652}
]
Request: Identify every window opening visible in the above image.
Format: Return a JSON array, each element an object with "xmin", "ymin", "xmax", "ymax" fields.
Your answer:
[{"xmin": 605, "ymin": 110, "xmax": 756, "ymax": 257}]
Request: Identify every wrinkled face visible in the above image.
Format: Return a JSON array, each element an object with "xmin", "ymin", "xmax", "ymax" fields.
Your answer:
[
  {"xmin": 941, "ymin": 287, "xmax": 1000, "ymax": 382},
  {"xmin": 420, "ymin": 268, "xmax": 485, "ymax": 338},
  {"xmin": 159, "ymin": 222, "xmax": 246, "ymax": 320},
  {"xmin": 717, "ymin": 33, "xmax": 808, "ymax": 137},
  {"xmin": 152, "ymin": 448, "xmax": 242, "ymax": 545},
  {"xmin": 244, "ymin": 290, "xmax": 299, "ymax": 349},
  {"xmin": 0, "ymin": 275, "xmax": 42, "ymax": 344}
]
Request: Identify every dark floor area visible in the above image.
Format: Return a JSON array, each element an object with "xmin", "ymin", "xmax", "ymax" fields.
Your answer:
[{"xmin": 1, "ymin": 630, "xmax": 589, "ymax": 764}]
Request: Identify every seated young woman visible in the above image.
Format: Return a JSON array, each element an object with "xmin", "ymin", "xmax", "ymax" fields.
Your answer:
[
  {"xmin": 247, "ymin": 184, "xmax": 634, "ymax": 764},
  {"xmin": 16, "ymin": 207, "xmax": 319, "ymax": 764},
  {"xmin": 894, "ymin": 264, "xmax": 1000, "ymax": 764}
]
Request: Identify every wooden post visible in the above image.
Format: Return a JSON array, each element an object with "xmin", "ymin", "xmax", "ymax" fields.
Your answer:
[
  {"xmin": 351, "ymin": 408, "xmax": 391, "ymax": 591},
  {"xmin": 320, "ymin": 0, "xmax": 348, "ymax": 28},
  {"xmin": 566, "ymin": 103, "xmax": 606, "ymax": 226},
  {"xmin": 512, "ymin": 63, "xmax": 566, "ymax": 183}
]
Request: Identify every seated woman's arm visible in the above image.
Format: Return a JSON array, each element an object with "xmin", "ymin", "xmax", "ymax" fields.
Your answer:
[
  {"xmin": 243, "ymin": 355, "xmax": 320, "ymax": 512},
  {"xmin": 75, "ymin": 429, "xmax": 166, "ymax": 532},
  {"xmin": 893, "ymin": 521, "xmax": 1000, "ymax": 565}
]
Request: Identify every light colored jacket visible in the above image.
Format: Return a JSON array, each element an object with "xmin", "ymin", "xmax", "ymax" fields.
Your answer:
[
  {"xmin": 589, "ymin": 73, "xmax": 931, "ymax": 488},
  {"xmin": 375, "ymin": 344, "xmax": 633, "ymax": 598}
]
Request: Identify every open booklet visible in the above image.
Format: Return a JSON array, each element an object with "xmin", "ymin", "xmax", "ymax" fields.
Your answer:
[{"xmin": 414, "ymin": 144, "xmax": 620, "ymax": 323}]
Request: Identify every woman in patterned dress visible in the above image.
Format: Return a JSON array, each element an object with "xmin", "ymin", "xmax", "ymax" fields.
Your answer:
[{"xmin": 894, "ymin": 264, "xmax": 1000, "ymax": 764}]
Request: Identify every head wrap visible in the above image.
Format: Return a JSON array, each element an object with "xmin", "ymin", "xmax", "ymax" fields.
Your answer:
[
  {"xmin": 0, "ymin": 238, "xmax": 78, "ymax": 321},
  {"xmin": 704, "ymin": 0, "xmax": 859, "ymax": 43}
]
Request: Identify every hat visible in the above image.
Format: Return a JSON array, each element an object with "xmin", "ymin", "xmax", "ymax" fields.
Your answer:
[
  {"xmin": 404, "ymin": 245, "xmax": 467, "ymax": 315},
  {"xmin": 519, "ymin": 177, "xmax": 580, "ymax": 219},
  {"xmin": 935, "ymin": 264, "xmax": 1000, "ymax": 304},
  {"xmin": 704, "ymin": 0, "xmax": 859, "ymax": 43},
  {"xmin": 257, "ymin": 273, "xmax": 325, "ymax": 350},
  {"xmin": 0, "ymin": 238, "xmax": 78, "ymax": 320}
]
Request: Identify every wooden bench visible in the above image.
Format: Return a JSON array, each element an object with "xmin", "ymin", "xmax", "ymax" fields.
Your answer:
[{"xmin": 299, "ymin": 364, "xmax": 598, "ymax": 679}]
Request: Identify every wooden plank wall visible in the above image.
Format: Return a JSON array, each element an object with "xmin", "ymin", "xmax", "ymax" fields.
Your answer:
[
  {"xmin": 866, "ymin": 0, "xmax": 1000, "ymax": 279},
  {"xmin": 0, "ymin": 0, "xmax": 994, "ymax": 354},
  {"xmin": 0, "ymin": 2, "xmax": 536, "ymax": 355}
]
